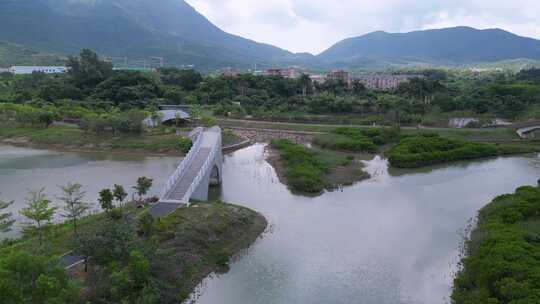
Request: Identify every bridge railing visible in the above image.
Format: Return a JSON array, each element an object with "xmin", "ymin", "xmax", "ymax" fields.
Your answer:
[
  {"xmin": 160, "ymin": 128, "xmax": 204, "ymax": 200},
  {"xmin": 182, "ymin": 127, "xmax": 222, "ymax": 203}
]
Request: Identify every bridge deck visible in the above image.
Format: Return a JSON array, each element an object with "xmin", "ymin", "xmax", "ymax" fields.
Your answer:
[
  {"xmin": 163, "ymin": 147, "xmax": 211, "ymax": 201},
  {"xmin": 150, "ymin": 127, "xmax": 222, "ymax": 218}
]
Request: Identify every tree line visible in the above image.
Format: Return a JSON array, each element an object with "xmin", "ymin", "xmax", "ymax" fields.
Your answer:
[{"xmin": 1, "ymin": 49, "xmax": 540, "ymax": 127}]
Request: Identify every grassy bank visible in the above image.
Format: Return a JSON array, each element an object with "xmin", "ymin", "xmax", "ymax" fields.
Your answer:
[
  {"xmin": 388, "ymin": 134, "xmax": 535, "ymax": 168},
  {"xmin": 0, "ymin": 201, "xmax": 267, "ymax": 303},
  {"xmin": 0, "ymin": 125, "xmax": 246, "ymax": 155},
  {"xmin": 452, "ymin": 184, "xmax": 540, "ymax": 304},
  {"xmin": 0, "ymin": 125, "xmax": 193, "ymax": 155},
  {"xmin": 219, "ymin": 118, "xmax": 522, "ymax": 142},
  {"xmin": 270, "ymin": 139, "xmax": 368, "ymax": 193}
]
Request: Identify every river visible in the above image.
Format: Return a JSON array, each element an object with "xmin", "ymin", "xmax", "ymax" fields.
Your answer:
[{"xmin": 1, "ymin": 143, "xmax": 539, "ymax": 303}]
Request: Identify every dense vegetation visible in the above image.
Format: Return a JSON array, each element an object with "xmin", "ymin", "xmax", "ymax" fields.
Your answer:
[
  {"xmin": 270, "ymin": 139, "xmax": 365, "ymax": 193},
  {"xmin": 0, "ymin": 179, "xmax": 266, "ymax": 303},
  {"xmin": 2, "ymin": 49, "xmax": 540, "ymax": 128},
  {"xmin": 452, "ymin": 184, "xmax": 540, "ymax": 304},
  {"xmin": 313, "ymin": 127, "xmax": 400, "ymax": 153},
  {"xmin": 388, "ymin": 134, "xmax": 533, "ymax": 168}
]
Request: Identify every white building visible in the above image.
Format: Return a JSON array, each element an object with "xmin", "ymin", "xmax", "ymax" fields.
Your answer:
[
  {"xmin": 355, "ymin": 74, "xmax": 421, "ymax": 90},
  {"xmin": 9, "ymin": 66, "xmax": 68, "ymax": 75},
  {"xmin": 0, "ymin": 67, "xmax": 9, "ymax": 73}
]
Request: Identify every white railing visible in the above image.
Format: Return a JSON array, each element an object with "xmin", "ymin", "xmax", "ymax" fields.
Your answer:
[
  {"xmin": 182, "ymin": 127, "xmax": 222, "ymax": 203},
  {"xmin": 160, "ymin": 128, "xmax": 204, "ymax": 200}
]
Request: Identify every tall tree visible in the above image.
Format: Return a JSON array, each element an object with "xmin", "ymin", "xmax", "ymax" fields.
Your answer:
[
  {"xmin": 58, "ymin": 182, "xmax": 90, "ymax": 236},
  {"xmin": 298, "ymin": 73, "xmax": 312, "ymax": 98},
  {"xmin": 99, "ymin": 189, "xmax": 114, "ymax": 213},
  {"xmin": 133, "ymin": 177, "xmax": 153, "ymax": 201},
  {"xmin": 66, "ymin": 49, "xmax": 113, "ymax": 89},
  {"xmin": 113, "ymin": 184, "xmax": 128, "ymax": 207},
  {"xmin": 20, "ymin": 189, "xmax": 57, "ymax": 247},
  {"xmin": 0, "ymin": 195, "xmax": 15, "ymax": 234}
]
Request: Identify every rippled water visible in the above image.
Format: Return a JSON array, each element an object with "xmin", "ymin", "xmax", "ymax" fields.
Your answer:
[{"xmin": 195, "ymin": 144, "xmax": 540, "ymax": 304}]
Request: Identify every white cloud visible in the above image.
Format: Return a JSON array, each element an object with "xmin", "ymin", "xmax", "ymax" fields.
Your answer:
[{"xmin": 185, "ymin": 0, "xmax": 540, "ymax": 54}]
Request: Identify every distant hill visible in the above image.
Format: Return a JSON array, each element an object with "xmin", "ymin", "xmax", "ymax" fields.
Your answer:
[
  {"xmin": 318, "ymin": 27, "xmax": 540, "ymax": 68},
  {"xmin": 0, "ymin": 0, "xmax": 302, "ymax": 70},
  {"xmin": 0, "ymin": 42, "xmax": 65, "ymax": 67},
  {"xmin": 2, "ymin": 1, "xmax": 540, "ymax": 71}
]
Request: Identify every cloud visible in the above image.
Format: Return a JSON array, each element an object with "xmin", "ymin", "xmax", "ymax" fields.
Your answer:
[{"xmin": 185, "ymin": 0, "xmax": 540, "ymax": 54}]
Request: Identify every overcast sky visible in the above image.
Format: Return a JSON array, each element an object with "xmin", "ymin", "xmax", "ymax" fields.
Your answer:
[{"xmin": 185, "ymin": 0, "xmax": 540, "ymax": 54}]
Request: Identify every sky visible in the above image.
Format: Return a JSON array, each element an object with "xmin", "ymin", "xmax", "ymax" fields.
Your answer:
[{"xmin": 185, "ymin": 0, "xmax": 540, "ymax": 54}]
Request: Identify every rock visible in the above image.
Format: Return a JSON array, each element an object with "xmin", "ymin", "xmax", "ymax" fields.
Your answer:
[{"xmin": 2, "ymin": 137, "xmax": 31, "ymax": 144}]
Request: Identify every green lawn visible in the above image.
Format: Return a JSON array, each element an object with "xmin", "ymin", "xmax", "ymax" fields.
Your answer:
[{"xmin": 0, "ymin": 125, "xmax": 189, "ymax": 154}]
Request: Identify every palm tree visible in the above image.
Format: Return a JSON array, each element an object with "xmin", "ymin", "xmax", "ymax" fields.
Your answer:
[{"xmin": 299, "ymin": 74, "xmax": 312, "ymax": 98}]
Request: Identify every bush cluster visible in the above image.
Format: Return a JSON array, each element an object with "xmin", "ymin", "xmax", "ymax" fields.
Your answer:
[
  {"xmin": 388, "ymin": 134, "xmax": 531, "ymax": 168},
  {"xmin": 452, "ymin": 184, "xmax": 540, "ymax": 304},
  {"xmin": 313, "ymin": 127, "xmax": 400, "ymax": 153},
  {"xmin": 271, "ymin": 139, "xmax": 328, "ymax": 193},
  {"xmin": 176, "ymin": 137, "xmax": 193, "ymax": 154}
]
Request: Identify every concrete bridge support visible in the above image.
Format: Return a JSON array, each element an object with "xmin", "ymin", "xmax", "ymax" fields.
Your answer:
[{"xmin": 191, "ymin": 151, "xmax": 223, "ymax": 201}]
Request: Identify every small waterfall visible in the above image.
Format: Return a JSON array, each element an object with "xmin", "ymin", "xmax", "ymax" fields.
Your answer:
[{"xmin": 361, "ymin": 156, "xmax": 389, "ymax": 181}]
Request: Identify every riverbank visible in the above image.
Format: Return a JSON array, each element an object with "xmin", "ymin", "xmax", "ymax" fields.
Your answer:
[
  {"xmin": 0, "ymin": 125, "xmax": 249, "ymax": 157},
  {"xmin": 0, "ymin": 201, "xmax": 267, "ymax": 303},
  {"xmin": 219, "ymin": 118, "xmax": 523, "ymax": 142},
  {"xmin": 452, "ymin": 184, "xmax": 540, "ymax": 304},
  {"xmin": 268, "ymin": 139, "xmax": 369, "ymax": 194}
]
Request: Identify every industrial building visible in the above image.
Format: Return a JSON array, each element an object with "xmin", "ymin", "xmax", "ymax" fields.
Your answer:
[{"xmin": 9, "ymin": 66, "xmax": 68, "ymax": 75}]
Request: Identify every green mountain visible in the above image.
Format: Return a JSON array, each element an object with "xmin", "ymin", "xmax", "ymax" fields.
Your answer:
[
  {"xmin": 0, "ymin": 42, "xmax": 65, "ymax": 67},
  {"xmin": 2, "ymin": 1, "xmax": 540, "ymax": 71},
  {"xmin": 0, "ymin": 0, "xmax": 305, "ymax": 70},
  {"xmin": 318, "ymin": 27, "xmax": 540, "ymax": 68}
]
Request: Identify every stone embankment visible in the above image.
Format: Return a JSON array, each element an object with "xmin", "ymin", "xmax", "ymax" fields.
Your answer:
[{"xmin": 228, "ymin": 127, "xmax": 317, "ymax": 144}]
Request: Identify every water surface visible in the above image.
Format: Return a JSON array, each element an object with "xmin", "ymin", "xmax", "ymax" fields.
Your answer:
[
  {"xmin": 2, "ymin": 143, "xmax": 539, "ymax": 303},
  {"xmin": 0, "ymin": 144, "xmax": 181, "ymax": 237},
  {"xmin": 197, "ymin": 144, "xmax": 540, "ymax": 304}
]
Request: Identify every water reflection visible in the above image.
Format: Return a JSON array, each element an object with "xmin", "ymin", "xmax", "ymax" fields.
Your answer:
[{"xmin": 192, "ymin": 144, "xmax": 540, "ymax": 304}]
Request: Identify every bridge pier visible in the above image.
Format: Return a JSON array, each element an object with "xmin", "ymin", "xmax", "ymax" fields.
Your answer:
[{"xmin": 191, "ymin": 158, "xmax": 222, "ymax": 202}]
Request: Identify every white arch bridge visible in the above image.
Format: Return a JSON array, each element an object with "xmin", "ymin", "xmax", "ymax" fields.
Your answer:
[{"xmin": 150, "ymin": 126, "xmax": 223, "ymax": 218}]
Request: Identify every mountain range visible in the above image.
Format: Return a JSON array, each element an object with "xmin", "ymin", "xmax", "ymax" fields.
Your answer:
[{"xmin": 1, "ymin": 0, "xmax": 539, "ymax": 70}]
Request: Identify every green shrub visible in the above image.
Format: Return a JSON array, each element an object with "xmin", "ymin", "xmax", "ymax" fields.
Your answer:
[
  {"xmin": 314, "ymin": 127, "xmax": 400, "ymax": 153},
  {"xmin": 271, "ymin": 139, "xmax": 326, "ymax": 193},
  {"xmin": 177, "ymin": 137, "xmax": 193, "ymax": 154},
  {"xmin": 452, "ymin": 185, "xmax": 540, "ymax": 304},
  {"xmin": 388, "ymin": 134, "xmax": 532, "ymax": 168},
  {"xmin": 313, "ymin": 134, "xmax": 377, "ymax": 153}
]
